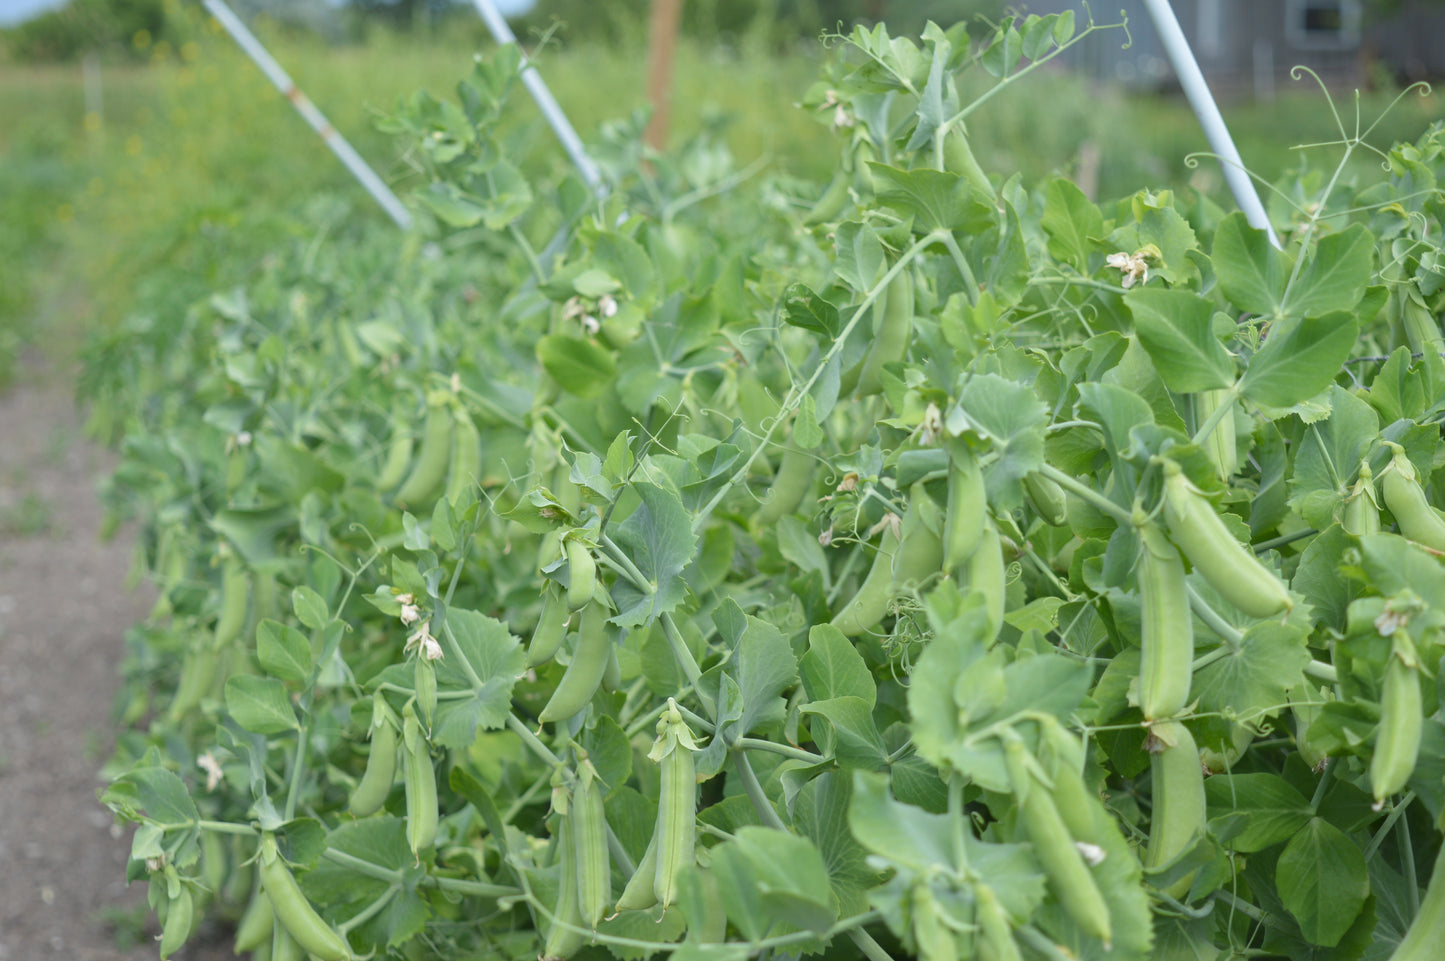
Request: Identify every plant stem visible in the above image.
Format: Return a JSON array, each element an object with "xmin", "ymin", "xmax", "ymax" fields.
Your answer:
[
  {"xmin": 337, "ymin": 884, "xmax": 399, "ymax": 935},
  {"xmin": 1305, "ymin": 659, "xmax": 1338, "ymax": 684},
  {"xmin": 507, "ymin": 711, "xmax": 562, "ymax": 768},
  {"xmin": 737, "ymin": 737, "xmax": 824, "ymax": 765},
  {"xmin": 733, "ymin": 750, "xmax": 786, "ymax": 832},
  {"xmin": 1038, "ymin": 464, "xmax": 1132, "ymax": 525},
  {"xmin": 848, "ymin": 928, "xmax": 895, "ymax": 961},
  {"xmin": 1187, "ymin": 585, "xmax": 1244, "ymax": 652}
]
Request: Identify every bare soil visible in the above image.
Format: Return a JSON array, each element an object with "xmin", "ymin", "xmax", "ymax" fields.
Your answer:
[{"xmin": 0, "ymin": 347, "xmax": 231, "ymax": 961}]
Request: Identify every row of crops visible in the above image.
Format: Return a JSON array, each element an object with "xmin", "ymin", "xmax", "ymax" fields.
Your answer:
[{"xmin": 94, "ymin": 14, "xmax": 1445, "ymax": 961}]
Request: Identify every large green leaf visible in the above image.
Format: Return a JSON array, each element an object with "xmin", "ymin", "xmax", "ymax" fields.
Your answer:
[
  {"xmin": 1286, "ymin": 224, "xmax": 1374, "ymax": 319},
  {"xmin": 536, "ymin": 334, "xmax": 617, "ymax": 399},
  {"xmin": 1238, "ymin": 311, "xmax": 1357, "ymax": 409},
  {"xmin": 1276, "ymin": 818, "xmax": 1369, "ymax": 947},
  {"xmin": 1041, "ymin": 177, "xmax": 1104, "ymax": 272},
  {"xmin": 302, "ymin": 817, "xmax": 429, "ymax": 949},
  {"xmin": 225, "ymin": 675, "xmax": 300, "ymax": 735},
  {"xmin": 1126, "ymin": 288, "xmax": 1235, "ymax": 392},
  {"xmin": 1213, "ymin": 212, "xmax": 1289, "ymax": 315},
  {"xmin": 799, "ymin": 625, "xmax": 876, "ymax": 706},
  {"xmin": 1203, "ymin": 774, "xmax": 1314, "ymax": 853},
  {"xmin": 432, "ymin": 607, "xmax": 525, "ymax": 748},
  {"xmin": 710, "ymin": 827, "xmax": 836, "ymax": 941},
  {"xmin": 610, "ymin": 483, "xmax": 699, "ymax": 629}
]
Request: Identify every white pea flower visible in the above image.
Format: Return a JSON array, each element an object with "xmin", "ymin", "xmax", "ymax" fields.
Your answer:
[
  {"xmin": 581, "ymin": 314, "xmax": 601, "ymax": 335},
  {"xmin": 405, "ymin": 620, "xmax": 444, "ymax": 661},
  {"xmin": 1106, "ymin": 250, "xmax": 1150, "ymax": 289},
  {"xmin": 920, "ymin": 402, "xmax": 944, "ymax": 446},
  {"xmin": 598, "ymin": 294, "xmax": 618, "ymax": 318},
  {"xmin": 198, "ymin": 752, "xmax": 224, "ymax": 792},
  {"xmin": 1075, "ymin": 841, "xmax": 1106, "ymax": 866},
  {"xmin": 397, "ymin": 593, "xmax": 421, "ymax": 626}
]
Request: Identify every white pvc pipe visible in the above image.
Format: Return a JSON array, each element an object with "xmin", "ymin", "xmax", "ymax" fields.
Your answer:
[
  {"xmin": 468, "ymin": 0, "xmax": 606, "ymax": 196},
  {"xmin": 201, "ymin": 0, "xmax": 413, "ymax": 230},
  {"xmin": 1142, "ymin": 0, "xmax": 1281, "ymax": 249}
]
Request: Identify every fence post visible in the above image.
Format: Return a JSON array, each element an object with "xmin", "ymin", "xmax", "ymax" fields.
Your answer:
[
  {"xmin": 200, "ymin": 0, "xmax": 413, "ymax": 231},
  {"xmin": 645, "ymin": 0, "xmax": 684, "ymax": 151},
  {"xmin": 1142, "ymin": 0, "xmax": 1281, "ymax": 248}
]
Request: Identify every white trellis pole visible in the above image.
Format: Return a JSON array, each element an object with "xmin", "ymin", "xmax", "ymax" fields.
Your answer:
[
  {"xmin": 201, "ymin": 0, "xmax": 414, "ymax": 230},
  {"xmin": 1141, "ymin": 0, "xmax": 1281, "ymax": 249},
  {"xmin": 467, "ymin": 0, "xmax": 606, "ymax": 197}
]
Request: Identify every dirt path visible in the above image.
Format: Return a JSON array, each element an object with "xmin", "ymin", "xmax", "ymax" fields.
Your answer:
[{"xmin": 0, "ymin": 348, "xmax": 230, "ymax": 961}]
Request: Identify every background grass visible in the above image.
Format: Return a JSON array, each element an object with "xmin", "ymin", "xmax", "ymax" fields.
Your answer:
[{"xmin": 1, "ymin": 8, "xmax": 1439, "ymax": 388}]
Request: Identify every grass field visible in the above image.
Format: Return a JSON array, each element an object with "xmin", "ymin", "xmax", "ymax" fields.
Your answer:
[{"xmin": 1, "ymin": 11, "xmax": 1440, "ymax": 387}]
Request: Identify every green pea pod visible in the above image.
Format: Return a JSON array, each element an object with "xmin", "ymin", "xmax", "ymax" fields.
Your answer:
[
  {"xmin": 565, "ymin": 538, "xmax": 597, "ymax": 612},
  {"xmin": 403, "ymin": 706, "xmax": 438, "ymax": 855},
  {"xmin": 1193, "ymin": 389, "xmax": 1238, "ymax": 480},
  {"xmin": 1138, "ymin": 523, "xmax": 1193, "ymax": 722},
  {"xmin": 415, "ymin": 656, "xmax": 437, "ymax": 729},
  {"xmin": 572, "ymin": 764, "xmax": 611, "ymax": 928},
  {"xmin": 942, "ymin": 445, "xmax": 985, "ymax": 573},
  {"xmin": 967, "ymin": 516, "xmax": 1006, "ymax": 639},
  {"xmin": 444, "ymin": 409, "xmax": 482, "ymax": 505},
  {"xmin": 1400, "ymin": 290, "xmax": 1444, "ymax": 357},
  {"xmin": 1382, "ymin": 446, "xmax": 1445, "ymax": 551},
  {"xmin": 376, "ymin": 424, "xmax": 414, "ymax": 492},
  {"xmin": 910, "ymin": 883, "xmax": 957, "ymax": 961},
  {"xmin": 1388, "ymin": 840, "xmax": 1445, "ymax": 960},
  {"xmin": 270, "ymin": 923, "xmax": 305, "ymax": 961},
  {"xmin": 831, "ymin": 522, "xmax": 901, "ymax": 637},
  {"xmin": 539, "ymin": 601, "xmax": 611, "ymax": 724},
  {"xmin": 612, "ymin": 830, "xmax": 659, "ymax": 913},
  {"xmin": 974, "ymin": 883, "xmax": 1022, "ymax": 961},
  {"xmin": 1343, "ymin": 462, "xmax": 1380, "ymax": 537},
  {"xmin": 167, "ymin": 643, "xmax": 219, "ymax": 723},
  {"xmin": 394, "ymin": 392, "xmax": 454, "ymax": 507},
  {"xmin": 527, "ymin": 586, "xmax": 569, "ymax": 668},
  {"xmin": 349, "ymin": 699, "xmax": 398, "ymax": 818},
  {"xmin": 1003, "ymin": 736, "xmax": 1112, "ymax": 945},
  {"xmin": 756, "ymin": 444, "xmax": 813, "ymax": 524},
  {"xmin": 258, "ymin": 836, "xmax": 352, "ymax": 961},
  {"xmin": 1162, "ymin": 461, "xmax": 1291, "ymax": 618},
  {"xmin": 233, "ymin": 887, "xmax": 275, "ymax": 952},
  {"xmin": 158, "ymin": 885, "xmax": 194, "ymax": 960},
  {"xmin": 651, "ymin": 702, "xmax": 698, "ymax": 910},
  {"xmin": 553, "ymin": 461, "xmax": 582, "ymax": 518},
  {"xmin": 856, "ymin": 267, "xmax": 914, "ymax": 397},
  {"xmin": 1146, "ymin": 720, "xmax": 1207, "ymax": 899},
  {"xmin": 215, "ymin": 556, "xmax": 251, "ymax": 646},
  {"xmin": 802, "ymin": 169, "xmax": 850, "ymax": 226},
  {"xmin": 1372, "ymin": 640, "xmax": 1423, "ymax": 805},
  {"xmin": 1022, "ymin": 472, "xmax": 1068, "ymax": 527},
  {"xmin": 201, "ymin": 829, "xmax": 227, "ymax": 904},
  {"xmin": 941, "ymin": 126, "xmax": 994, "ymax": 200},
  {"xmin": 543, "ymin": 815, "xmax": 586, "ymax": 961}
]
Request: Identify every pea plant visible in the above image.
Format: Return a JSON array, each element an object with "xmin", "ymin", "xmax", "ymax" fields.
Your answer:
[{"xmin": 95, "ymin": 15, "xmax": 1445, "ymax": 961}]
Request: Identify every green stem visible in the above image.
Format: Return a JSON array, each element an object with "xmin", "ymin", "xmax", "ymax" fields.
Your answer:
[
  {"xmin": 323, "ymin": 847, "xmax": 403, "ymax": 884},
  {"xmin": 283, "ymin": 713, "xmax": 312, "ymax": 822},
  {"xmin": 440, "ymin": 619, "xmax": 487, "ymax": 691},
  {"xmin": 1187, "ymin": 585, "xmax": 1244, "ymax": 652},
  {"xmin": 661, "ymin": 613, "xmax": 711, "ymax": 717},
  {"xmin": 948, "ymin": 774, "xmax": 969, "ymax": 875},
  {"xmin": 599, "ymin": 534, "xmax": 652, "ymax": 594},
  {"xmin": 1252, "ymin": 527, "xmax": 1319, "ymax": 554},
  {"xmin": 337, "ymin": 884, "xmax": 399, "ymax": 935},
  {"xmin": 1038, "ymin": 464, "xmax": 1132, "ymax": 525},
  {"xmin": 1401, "ymin": 808, "xmax": 1420, "ymax": 915},
  {"xmin": 1305, "ymin": 659, "xmax": 1338, "ymax": 684},
  {"xmin": 1308, "ymin": 757, "xmax": 1334, "ymax": 812},
  {"xmin": 693, "ymin": 230, "xmax": 945, "ymax": 534},
  {"xmin": 196, "ymin": 820, "xmax": 259, "ymax": 836},
  {"xmin": 737, "ymin": 737, "xmax": 824, "ymax": 765},
  {"xmin": 1363, "ymin": 791, "xmax": 1416, "ymax": 861},
  {"xmin": 507, "ymin": 712, "xmax": 563, "ymax": 768},
  {"xmin": 847, "ymin": 928, "xmax": 895, "ymax": 961},
  {"xmin": 428, "ymin": 875, "xmax": 521, "ymax": 898},
  {"xmin": 733, "ymin": 750, "xmax": 786, "ymax": 832},
  {"xmin": 1014, "ymin": 925, "xmax": 1082, "ymax": 961},
  {"xmin": 939, "ymin": 232, "xmax": 979, "ymax": 307},
  {"xmin": 1191, "ymin": 385, "xmax": 1242, "ymax": 449}
]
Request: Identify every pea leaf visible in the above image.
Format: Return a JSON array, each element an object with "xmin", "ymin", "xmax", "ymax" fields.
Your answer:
[
  {"xmin": 1238, "ymin": 311, "xmax": 1358, "ymax": 410},
  {"xmin": 848, "ymin": 770, "xmax": 955, "ymax": 872},
  {"xmin": 710, "ymin": 827, "xmax": 836, "ymax": 941},
  {"xmin": 800, "ymin": 624, "xmax": 876, "ymax": 706},
  {"xmin": 536, "ymin": 334, "xmax": 617, "ymax": 399},
  {"xmin": 1126, "ymin": 288, "xmax": 1236, "ymax": 392},
  {"xmin": 1286, "ymin": 385, "xmax": 1379, "ymax": 529},
  {"xmin": 832, "ymin": 222, "xmax": 885, "ymax": 293},
  {"xmin": 225, "ymin": 675, "xmax": 300, "ymax": 735},
  {"xmin": 1286, "ymin": 224, "xmax": 1374, "ymax": 319},
  {"xmin": 257, "ymin": 619, "xmax": 313, "ymax": 684},
  {"xmin": 709, "ymin": 601, "xmax": 798, "ymax": 739},
  {"xmin": 1204, "ymin": 774, "xmax": 1314, "ymax": 853},
  {"xmin": 869, "ymin": 163, "xmax": 978, "ymax": 232},
  {"xmin": 1191, "ymin": 620, "xmax": 1310, "ymax": 727},
  {"xmin": 1276, "ymin": 818, "xmax": 1369, "ymax": 947},
  {"xmin": 291, "ymin": 586, "xmax": 329, "ymax": 631},
  {"xmin": 302, "ymin": 817, "xmax": 429, "ymax": 949},
  {"xmin": 800, "ymin": 697, "xmax": 889, "ymax": 770},
  {"xmin": 1213, "ymin": 212, "xmax": 1290, "ymax": 316},
  {"xmin": 431, "ymin": 607, "xmax": 525, "ymax": 748},
  {"xmin": 793, "ymin": 772, "xmax": 878, "ymax": 916},
  {"xmin": 1042, "ymin": 176, "xmax": 1103, "ymax": 272},
  {"xmin": 781, "ymin": 283, "xmax": 841, "ymax": 339},
  {"xmin": 610, "ymin": 483, "xmax": 699, "ymax": 629}
]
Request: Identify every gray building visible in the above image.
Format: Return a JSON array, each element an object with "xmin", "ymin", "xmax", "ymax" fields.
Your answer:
[{"xmin": 1019, "ymin": 0, "xmax": 1445, "ymax": 97}]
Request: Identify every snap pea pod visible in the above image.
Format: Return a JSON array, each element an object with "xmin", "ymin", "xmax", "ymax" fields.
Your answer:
[
  {"xmin": 1146, "ymin": 720, "xmax": 1207, "ymax": 900},
  {"xmin": 1371, "ymin": 636, "xmax": 1423, "ymax": 806},
  {"xmin": 402, "ymin": 705, "xmax": 438, "ymax": 856},
  {"xmin": 1162, "ymin": 460, "xmax": 1291, "ymax": 618},
  {"xmin": 650, "ymin": 699, "xmax": 698, "ymax": 910},
  {"xmin": 1382, "ymin": 445, "xmax": 1445, "ymax": 552},
  {"xmin": 1138, "ymin": 523, "xmax": 1193, "ymax": 722},
  {"xmin": 258, "ymin": 835, "xmax": 351, "ymax": 961}
]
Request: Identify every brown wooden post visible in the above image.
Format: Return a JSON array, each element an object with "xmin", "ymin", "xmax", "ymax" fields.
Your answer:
[{"xmin": 644, "ymin": 0, "xmax": 683, "ymax": 151}]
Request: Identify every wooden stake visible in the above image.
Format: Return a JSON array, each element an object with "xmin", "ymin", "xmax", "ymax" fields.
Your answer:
[{"xmin": 644, "ymin": 0, "xmax": 683, "ymax": 151}]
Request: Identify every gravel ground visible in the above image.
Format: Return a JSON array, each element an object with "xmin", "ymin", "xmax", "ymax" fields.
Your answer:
[{"xmin": 0, "ymin": 348, "xmax": 232, "ymax": 961}]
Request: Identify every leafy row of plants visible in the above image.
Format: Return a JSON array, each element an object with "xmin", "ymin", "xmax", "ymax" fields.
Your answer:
[{"xmin": 96, "ymin": 13, "xmax": 1445, "ymax": 961}]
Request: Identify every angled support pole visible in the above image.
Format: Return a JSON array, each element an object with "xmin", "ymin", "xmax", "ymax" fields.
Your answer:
[
  {"xmin": 1141, "ymin": 0, "xmax": 1281, "ymax": 249},
  {"xmin": 201, "ymin": 0, "xmax": 413, "ymax": 231},
  {"xmin": 468, "ymin": 0, "xmax": 606, "ymax": 197}
]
